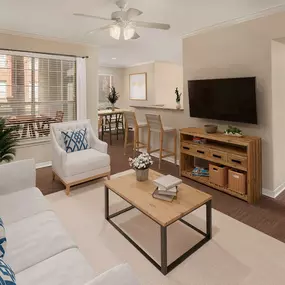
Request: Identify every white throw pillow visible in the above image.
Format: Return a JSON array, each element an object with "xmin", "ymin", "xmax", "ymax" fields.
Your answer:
[
  {"xmin": 85, "ymin": 264, "xmax": 139, "ymax": 285},
  {"xmin": 0, "ymin": 218, "xmax": 7, "ymax": 258}
]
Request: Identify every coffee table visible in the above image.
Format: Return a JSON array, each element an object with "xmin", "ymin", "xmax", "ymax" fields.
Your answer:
[{"xmin": 104, "ymin": 170, "xmax": 212, "ymax": 275}]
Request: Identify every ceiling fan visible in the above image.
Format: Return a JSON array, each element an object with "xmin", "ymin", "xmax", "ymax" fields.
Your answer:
[{"xmin": 73, "ymin": 0, "xmax": 170, "ymax": 40}]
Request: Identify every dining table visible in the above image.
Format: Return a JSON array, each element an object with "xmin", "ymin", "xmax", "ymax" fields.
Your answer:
[
  {"xmin": 6, "ymin": 115, "xmax": 55, "ymax": 139},
  {"xmin": 98, "ymin": 109, "xmax": 129, "ymax": 145}
]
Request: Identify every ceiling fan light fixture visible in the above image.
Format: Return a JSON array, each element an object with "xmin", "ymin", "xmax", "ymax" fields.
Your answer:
[
  {"xmin": 109, "ymin": 25, "xmax": 121, "ymax": 40},
  {"xmin": 124, "ymin": 25, "xmax": 135, "ymax": 40}
]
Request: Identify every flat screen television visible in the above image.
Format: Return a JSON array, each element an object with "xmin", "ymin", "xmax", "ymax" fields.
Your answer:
[{"xmin": 188, "ymin": 77, "xmax": 257, "ymax": 124}]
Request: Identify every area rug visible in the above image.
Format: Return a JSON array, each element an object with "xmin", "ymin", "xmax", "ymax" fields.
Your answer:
[{"xmin": 46, "ymin": 170, "xmax": 285, "ymax": 285}]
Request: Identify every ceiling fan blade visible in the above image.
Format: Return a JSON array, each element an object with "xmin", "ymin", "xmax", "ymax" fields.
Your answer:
[
  {"xmin": 73, "ymin": 13, "xmax": 112, "ymax": 21},
  {"xmin": 134, "ymin": 21, "xmax": 170, "ymax": 30},
  {"xmin": 87, "ymin": 25, "xmax": 112, "ymax": 34},
  {"xmin": 126, "ymin": 8, "xmax": 143, "ymax": 19},
  {"xmin": 131, "ymin": 32, "xmax": 140, "ymax": 40}
]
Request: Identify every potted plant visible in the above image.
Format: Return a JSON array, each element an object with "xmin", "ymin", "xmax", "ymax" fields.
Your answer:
[
  {"xmin": 129, "ymin": 153, "xmax": 153, "ymax": 181},
  {"xmin": 224, "ymin": 125, "xmax": 243, "ymax": 137},
  {"xmin": 175, "ymin": 87, "xmax": 182, "ymax": 109},
  {"xmin": 107, "ymin": 86, "xmax": 120, "ymax": 111},
  {"xmin": 0, "ymin": 118, "xmax": 20, "ymax": 163}
]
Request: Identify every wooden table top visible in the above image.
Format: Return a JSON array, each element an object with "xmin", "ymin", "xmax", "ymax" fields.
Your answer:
[
  {"xmin": 98, "ymin": 109, "xmax": 129, "ymax": 116},
  {"xmin": 104, "ymin": 170, "xmax": 212, "ymax": 227}
]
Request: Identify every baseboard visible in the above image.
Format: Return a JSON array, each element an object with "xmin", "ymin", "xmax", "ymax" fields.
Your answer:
[
  {"xmin": 262, "ymin": 182, "xmax": 285, "ymax": 198},
  {"xmin": 36, "ymin": 161, "xmax": 52, "ymax": 169}
]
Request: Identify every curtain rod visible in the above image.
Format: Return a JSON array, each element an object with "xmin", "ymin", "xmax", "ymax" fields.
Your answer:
[{"xmin": 0, "ymin": 48, "xmax": 89, "ymax": 59}]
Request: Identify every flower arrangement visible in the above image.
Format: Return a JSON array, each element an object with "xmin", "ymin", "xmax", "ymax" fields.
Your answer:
[
  {"xmin": 175, "ymin": 87, "xmax": 182, "ymax": 103},
  {"xmin": 129, "ymin": 153, "xmax": 153, "ymax": 170}
]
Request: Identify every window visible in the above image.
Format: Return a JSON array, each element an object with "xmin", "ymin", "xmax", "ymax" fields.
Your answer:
[
  {"xmin": 99, "ymin": 74, "xmax": 114, "ymax": 104},
  {"xmin": 0, "ymin": 55, "xmax": 7, "ymax": 68},
  {"xmin": 0, "ymin": 81, "xmax": 7, "ymax": 98},
  {"xmin": 0, "ymin": 51, "xmax": 77, "ymax": 141}
]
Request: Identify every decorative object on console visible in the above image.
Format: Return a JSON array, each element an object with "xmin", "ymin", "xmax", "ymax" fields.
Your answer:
[
  {"xmin": 129, "ymin": 152, "xmax": 153, "ymax": 181},
  {"xmin": 0, "ymin": 118, "xmax": 20, "ymax": 163},
  {"xmin": 193, "ymin": 137, "xmax": 207, "ymax": 144},
  {"xmin": 192, "ymin": 167, "xmax": 209, "ymax": 177},
  {"xmin": 175, "ymin": 87, "xmax": 182, "ymax": 109},
  {"xmin": 129, "ymin": 73, "xmax": 147, "ymax": 101},
  {"xmin": 0, "ymin": 218, "xmax": 6, "ymax": 258},
  {"xmin": 204, "ymin": 124, "xmax": 218, "ymax": 134},
  {"xmin": 107, "ymin": 86, "xmax": 120, "ymax": 111},
  {"xmin": 61, "ymin": 128, "xmax": 89, "ymax": 153},
  {"xmin": 224, "ymin": 126, "xmax": 243, "ymax": 137},
  {"xmin": 0, "ymin": 258, "xmax": 16, "ymax": 285}
]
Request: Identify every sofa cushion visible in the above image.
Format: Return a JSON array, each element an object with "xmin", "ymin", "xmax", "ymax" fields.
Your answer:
[
  {"xmin": 0, "ymin": 187, "xmax": 51, "ymax": 225},
  {"xmin": 0, "ymin": 218, "xmax": 7, "ymax": 258},
  {"xmin": 61, "ymin": 128, "xmax": 89, "ymax": 153},
  {"xmin": 16, "ymin": 248, "xmax": 94, "ymax": 285},
  {"xmin": 0, "ymin": 258, "xmax": 16, "ymax": 285},
  {"xmin": 4, "ymin": 211, "xmax": 76, "ymax": 274},
  {"xmin": 63, "ymin": 149, "xmax": 110, "ymax": 177},
  {"xmin": 85, "ymin": 264, "xmax": 140, "ymax": 285}
]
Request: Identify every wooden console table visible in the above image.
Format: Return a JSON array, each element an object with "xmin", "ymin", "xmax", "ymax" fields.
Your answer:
[{"xmin": 179, "ymin": 128, "xmax": 262, "ymax": 203}]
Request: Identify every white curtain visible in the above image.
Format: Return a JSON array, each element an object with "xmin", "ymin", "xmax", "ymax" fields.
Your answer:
[{"xmin": 76, "ymin": 57, "xmax": 87, "ymax": 120}]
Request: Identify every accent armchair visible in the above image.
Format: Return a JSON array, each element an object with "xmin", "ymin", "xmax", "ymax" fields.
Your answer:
[{"xmin": 51, "ymin": 119, "xmax": 110, "ymax": 195}]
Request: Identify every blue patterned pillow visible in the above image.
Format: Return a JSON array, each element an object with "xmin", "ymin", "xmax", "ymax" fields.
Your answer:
[
  {"xmin": 0, "ymin": 218, "xmax": 6, "ymax": 258},
  {"xmin": 0, "ymin": 259, "xmax": 16, "ymax": 285},
  {"xmin": 61, "ymin": 128, "xmax": 89, "ymax": 153}
]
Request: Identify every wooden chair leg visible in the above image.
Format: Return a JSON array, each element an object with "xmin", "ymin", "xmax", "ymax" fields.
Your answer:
[
  {"xmin": 147, "ymin": 128, "xmax": 151, "ymax": 153},
  {"xmin": 52, "ymin": 171, "xmax": 56, "ymax": 181},
  {"xmin": 174, "ymin": 131, "xmax": 177, "ymax": 165},
  {"xmin": 107, "ymin": 174, "xmax": 111, "ymax": 180},
  {"xmin": 65, "ymin": 185, "xmax": 71, "ymax": 196},
  {"xmin": 159, "ymin": 131, "xmax": 164, "ymax": 169},
  {"xmin": 133, "ymin": 128, "xmax": 138, "ymax": 158},
  {"xmin": 124, "ymin": 126, "xmax": 129, "ymax": 155}
]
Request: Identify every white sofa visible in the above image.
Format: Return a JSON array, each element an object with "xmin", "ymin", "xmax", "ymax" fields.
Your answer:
[
  {"xmin": 51, "ymin": 120, "xmax": 111, "ymax": 195},
  {"xmin": 0, "ymin": 159, "xmax": 139, "ymax": 285}
]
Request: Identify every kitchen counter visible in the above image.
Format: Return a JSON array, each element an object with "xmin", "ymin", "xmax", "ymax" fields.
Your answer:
[{"xmin": 130, "ymin": 105, "xmax": 184, "ymax": 111}]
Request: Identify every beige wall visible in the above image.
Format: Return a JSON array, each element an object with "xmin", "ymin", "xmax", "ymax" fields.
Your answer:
[
  {"xmin": 182, "ymin": 10, "xmax": 285, "ymax": 193},
  {"xmin": 271, "ymin": 40, "xmax": 285, "ymax": 190},
  {"xmin": 154, "ymin": 62, "xmax": 183, "ymax": 107},
  {"xmin": 123, "ymin": 62, "xmax": 155, "ymax": 107},
  {"xmin": 99, "ymin": 66, "xmax": 124, "ymax": 108},
  {"xmin": 0, "ymin": 33, "xmax": 99, "ymax": 164},
  {"xmin": 122, "ymin": 61, "xmax": 183, "ymax": 108}
]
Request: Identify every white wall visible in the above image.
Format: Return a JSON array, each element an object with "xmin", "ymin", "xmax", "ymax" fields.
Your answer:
[{"xmin": 0, "ymin": 32, "xmax": 99, "ymax": 164}]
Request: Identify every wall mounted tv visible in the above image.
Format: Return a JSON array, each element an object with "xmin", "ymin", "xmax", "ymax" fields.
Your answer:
[{"xmin": 188, "ymin": 77, "xmax": 257, "ymax": 124}]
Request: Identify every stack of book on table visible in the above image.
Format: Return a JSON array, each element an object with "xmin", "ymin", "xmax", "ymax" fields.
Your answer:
[{"xmin": 152, "ymin": 175, "xmax": 182, "ymax": 202}]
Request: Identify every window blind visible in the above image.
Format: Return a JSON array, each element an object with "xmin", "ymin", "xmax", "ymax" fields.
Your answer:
[{"xmin": 0, "ymin": 51, "xmax": 76, "ymax": 142}]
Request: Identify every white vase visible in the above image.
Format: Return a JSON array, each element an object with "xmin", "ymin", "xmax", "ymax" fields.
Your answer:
[{"xmin": 176, "ymin": 102, "xmax": 181, "ymax": 109}]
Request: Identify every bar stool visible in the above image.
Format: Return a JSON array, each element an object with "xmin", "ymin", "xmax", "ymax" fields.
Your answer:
[
  {"xmin": 124, "ymin": 111, "xmax": 148, "ymax": 156},
  {"xmin": 145, "ymin": 114, "xmax": 177, "ymax": 169}
]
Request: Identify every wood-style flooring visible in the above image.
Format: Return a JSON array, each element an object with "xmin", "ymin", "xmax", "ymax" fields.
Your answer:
[{"xmin": 36, "ymin": 133, "xmax": 285, "ymax": 243}]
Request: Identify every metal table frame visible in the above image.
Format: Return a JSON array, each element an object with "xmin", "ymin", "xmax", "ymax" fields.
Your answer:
[{"xmin": 105, "ymin": 186, "xmax": 212, "ymax": 275}]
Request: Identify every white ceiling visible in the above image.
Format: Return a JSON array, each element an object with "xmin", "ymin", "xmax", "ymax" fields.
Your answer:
[{"xmin": 1, "ymin": 0, "xmax": 285, "ymax": 67}]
